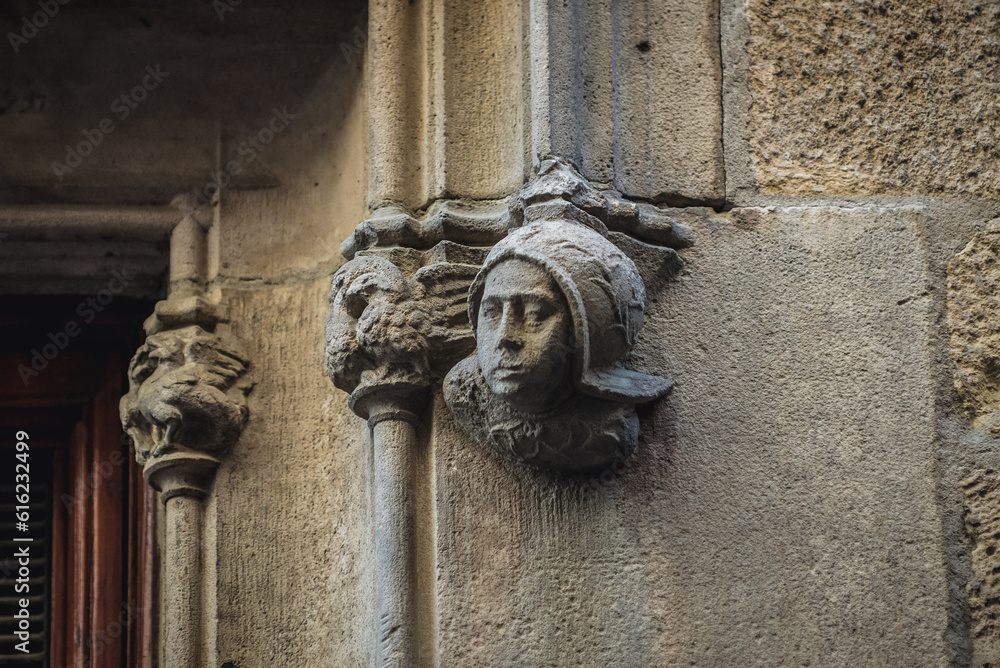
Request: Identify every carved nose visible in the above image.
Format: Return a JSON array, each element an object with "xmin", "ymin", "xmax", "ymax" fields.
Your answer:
[
  {"xmin": 497, "ymin": 305, "xmax": 523, "ymax": 351},
  {"xmin": 498, "ymin": 335, "xmax": 523, "ymax": 352}
]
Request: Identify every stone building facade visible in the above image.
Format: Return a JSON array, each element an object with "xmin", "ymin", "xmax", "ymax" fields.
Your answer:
[{"xmin": 2, "ymin": 0, "xmax": 1000, "ymax": 666}]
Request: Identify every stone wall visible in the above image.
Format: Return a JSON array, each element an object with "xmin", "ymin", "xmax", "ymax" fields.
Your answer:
[
  {"xmin": 4, "ymin": 0, "xmax": 1000, "ymax": 666},
  {"xmin": 421, "ymin": 0, "xmax": 1000, "ymax": 665},
  {"xmin": 742, "ymin": 0, "xmax": 1000, "ymax": 198}
]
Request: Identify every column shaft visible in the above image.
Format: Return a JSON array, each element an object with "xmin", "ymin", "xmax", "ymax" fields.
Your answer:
[
  {"xmin": 372, "ymin": 417, "xmax": 419, "ymax": 668},
  {"xmin": 163, "ymin": 496, "xmax": 203, "ymax": 668}
]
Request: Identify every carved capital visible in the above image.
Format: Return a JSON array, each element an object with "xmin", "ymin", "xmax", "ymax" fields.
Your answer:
[
  {"xmin": 120, "ymin": 296, "xmax": 251, "ymax": 501},
  {"xmin": 340, "ymin": 158, "xmax": 692, "ymax": 265},
  {"xmin": 329, "ymin": 157, "xmax": 687, "ymax": 468},
  {"xmin": 325, "ymin": 255, "xmax": 478, "ymax": 421},
  {"xmin": 511, "ymin": 158, "xmax": 694, "ymax": 250}
]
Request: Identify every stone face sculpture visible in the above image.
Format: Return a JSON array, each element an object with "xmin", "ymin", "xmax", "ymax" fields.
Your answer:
[
  {"xmin": 326, "ymin": 158, "xmax": 684, "ymax": 665},
  {"xmin": 444, "ymin": 215, "xmax": 673, "ymax": 472}
]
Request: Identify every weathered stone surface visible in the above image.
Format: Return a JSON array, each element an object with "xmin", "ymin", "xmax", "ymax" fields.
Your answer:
[
  {"xmin": 962, "ymin": 469, "xmax": 1000, "ymax": 668},
  {"xmin": 218, "ymin": 82, "xmax": 368, "ymax": 278},
  {"xmin": 543, "ymin": 0, "xmax": 724, "ymax": 205},
  {"xmin": 215, "ymin": 279, "xmax": 374, "ymax": 668},
  {"xmin": 948, "ymin": 221, "xmax": 1000, "ymax": 434},
  {"xmin": 436, "ymin": 0, "xmax": 527, "ymax": 200},
  {"xmin": 435, "ymin": 205, "xmax": 950, "ymax": 666},
  {"xmin": 610, "ymin": 0, "xmax": 724, "ymax": 204},
  {"xmin": 434, "ymin": 389, "xmax": 660, "ymax": 667},
  {"xmin": 13, "ymin": 0, "xmax": 997, "ymax": 665},
  {"xmin": 368, "ymin": 0, "xmax": 723, "ymax": 209},
  {"xmin": 368, "ymin": 0, "xmax": 527, "ymax": 209},
  {"xmin": 745, "ymin": 0, "xmax": 1000, "ymax": 197}
]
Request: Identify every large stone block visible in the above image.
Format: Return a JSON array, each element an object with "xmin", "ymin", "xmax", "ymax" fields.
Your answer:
[
  {"xmin": 962, "ymin": 469, "xmax": 1000, "ymax": 667},
  {"xmin": 744, "ymin": 0, "xmax": 1000, "ymax": 197},
  {"xmin": 947, "ymin": 220, "xmax": 1000, "ymax": 434},
  {"xmin": 434, "ymin": 205, "xmax": 951, "ymax": 666},
  {"xmin": 545, "ymin": 0, "xmax": 724, "ymax": 205},
  {"xmin": 611, "ymin": 0, "xmax": 724, "ymax": 205}
]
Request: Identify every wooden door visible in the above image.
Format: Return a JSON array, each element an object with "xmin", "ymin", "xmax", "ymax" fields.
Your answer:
[{"xmin": 0, "ymin": 296, "xmax": 155, "ymax": 668}]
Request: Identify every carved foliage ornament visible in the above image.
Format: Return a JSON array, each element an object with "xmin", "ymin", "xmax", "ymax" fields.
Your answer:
[
  {"xmin": 325, "ymin": 256, "xmax": 479, "ymax": 419},
  {"xmin": 120, "ymin": 300, "xmax": 251, "ymax": 500}
]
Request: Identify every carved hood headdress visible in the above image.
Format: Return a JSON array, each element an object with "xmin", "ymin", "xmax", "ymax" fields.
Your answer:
[{"xmin": 469, "ymin": 219, "xmax": 671, "ymax": 404}]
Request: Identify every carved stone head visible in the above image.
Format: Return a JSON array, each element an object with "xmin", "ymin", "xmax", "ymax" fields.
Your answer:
[
  {"xmin": 445, "ymin": 219, "xmax": 672, "ymax": 472},
  {"xmin": 470, "ymin": 220, "xmax": 670, "ymax": 404},
  {"xmin": 474, "ymin": 258, "xmax": 574, "ymax": 413},
  {"xmin": 120, "ymin": 325, "xmax": 250, "ymax": 497}
]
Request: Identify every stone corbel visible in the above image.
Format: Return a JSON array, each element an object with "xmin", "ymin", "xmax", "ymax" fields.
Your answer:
[
  {"xmin": 341, "ymin": 158, "xmax": 694, "ymax": 263},
  {"xmin": 121, "ymin": 194, "xmax": 251, "ymax": 501},
  {"xmin": 120, "ymin": 295, "xmax": 251, "ymax": 500},
  {"xmin": 444, "ymin": 158, "xmax": 685, "ymax": 471},
  {"xmin": 325, "ymin": 255, "xmax": 478, "ymax": 667}
]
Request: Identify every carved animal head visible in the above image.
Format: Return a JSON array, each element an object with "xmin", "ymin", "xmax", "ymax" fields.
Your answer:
[
  {"xmin": 325, "ymin": 255, "xmax": 419, "ymax": 393},
  {"xmin": 325, "ymin": 256, "xmax": 479, "ymax": 417},
  {"xmin": 120, "ymin": 325, "xmax": 250, "ymax": 466}
]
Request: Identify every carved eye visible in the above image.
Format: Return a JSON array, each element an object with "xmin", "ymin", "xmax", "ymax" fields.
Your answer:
[
  {"xmin": 479, "ymin": 301, "xmax": 502, "ymax": 321},
  {"xmin": 523, "ymin": 301, "xmax": 553, "ymax": 325}
]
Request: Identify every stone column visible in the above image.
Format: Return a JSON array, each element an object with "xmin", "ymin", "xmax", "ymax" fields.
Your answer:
[
  {"xmin": 366, "ymin": 0, "xmax": 723, "ymax": 211},
  {"xmin": 369, "ymin": 403, "xmax": 420, "ymax": 666},
  {"xmin": 120, "ymin": 201, "xmax": 251, "ymax": 668},
  {"xmin": 325, "ymin": 255, "xmax": 477, "ymax": 668},
  {"xmin": 327, "ymin": 1, "xmax": 718, "ymax": 664}
]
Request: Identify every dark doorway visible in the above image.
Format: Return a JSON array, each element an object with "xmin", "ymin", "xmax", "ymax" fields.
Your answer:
[{"xmin": 0, "ymin": 296, "xmax": 155, "ymax": 668}]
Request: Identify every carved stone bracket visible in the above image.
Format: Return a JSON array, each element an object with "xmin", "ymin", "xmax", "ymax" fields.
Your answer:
[
  {"xmin": 324, "ymin": 255, "xmax": 477, "ymax": 668},
  {"xmin": 326, "ymin": 157, "xmax": 689, "ymax": 666},
  {"xmin": 340, "ymin": 158, "xmax": 693, "ymax": 265},
  {"xmin": 121, "ymin": 295, "xmax": 251, "ymax": 501},
  {"xmin": 325, "ymin": 256, "xmax": 479, "ymax": 418},
  {"xmin": 329, "ymin": 158, "xmax": 689, "ymax": 473},
  {"xmin": 112, "ymin": 195, "xmax": 251, "ymax": 668},
  {"xmin": 443, "ymin": 162, "xmax": 681, "ymax": 471}
]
